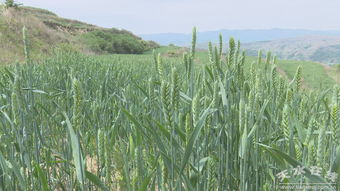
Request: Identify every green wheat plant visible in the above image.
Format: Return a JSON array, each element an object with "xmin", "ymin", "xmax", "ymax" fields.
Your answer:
[{"xmin": 0, "ymin": 27, "xmax": 338, "ymax": 191}]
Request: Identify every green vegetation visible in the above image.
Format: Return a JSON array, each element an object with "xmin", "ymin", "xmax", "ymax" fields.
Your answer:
[
  {"xmin": 328, "ymin": 64, "xmax": 340, "ymax": 84},
  {"xmin": 4, "ymin": 0, "xmax": 21, "ymax": 8},
  {"xmin": 0, "ymin": 6, "xmax": 158, "ymax": 63},
  {"xmin": 336, "ymin": 64, "xmax": 340, "ymax": 72},
  {"xmin": 277, "ymin": 60, "xmax": 336, "ymax": 89},
  {"xmin": 155, "ymin": 46, "xmax": 338, "ymax": 89},
  {"xmin": 0, "ymin": 28, "xmax": 339, "ymax": 190},
  {"xmin": 80, "ymin": 29, "xmax": 158, "ymax": 54}
]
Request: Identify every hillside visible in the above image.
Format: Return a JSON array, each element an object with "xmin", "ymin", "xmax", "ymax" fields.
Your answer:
[
  {"xmin": 0, "ymin": 5, "xmax": 159, "ymax": 63},
  {"xmin": 140, "ymin": 29, "xmax": 340, "ymax": 46},
  {"xmin": 141, "ymin": 29, "xmax": 340, "ymax": 64},
  {"xmin": 243, "ymin": 35, "xmax": 340, "ymax": 64}
]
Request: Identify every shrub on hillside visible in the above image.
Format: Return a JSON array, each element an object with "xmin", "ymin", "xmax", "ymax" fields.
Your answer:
[
  {"xmin": 4, "ymin": 0, "xmax": 21, "ymax": 8},
  {"xmin": 81, "ymin": 29, "xmax": 159, "ymax": 54}
]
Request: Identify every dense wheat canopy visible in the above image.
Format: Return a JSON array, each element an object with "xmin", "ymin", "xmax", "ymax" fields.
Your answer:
[{"xmin": 0, "ymin": 28, "xmax": 339, "ymax": 190}]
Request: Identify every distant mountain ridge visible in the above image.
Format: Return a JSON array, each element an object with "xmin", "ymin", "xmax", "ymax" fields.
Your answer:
[
  {"xmin": 242, "ymin": 35, "xmax": 340, "ymax": 64},
  {"xmin": 140, "ymin": 29, "xmax": 340, "ymax": 46},
  {"xmin": 141, "ymin": 29, "xmax": 340, "ymax": 64}
]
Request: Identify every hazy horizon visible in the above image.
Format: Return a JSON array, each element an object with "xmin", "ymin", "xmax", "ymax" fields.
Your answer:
[
  {"xmin": 3, "ymin": 0, "xmax": 340, "ymax": 34},
  {"xmin": 139, "ymin": 28, "xmax": 340, "ymax": 35}
]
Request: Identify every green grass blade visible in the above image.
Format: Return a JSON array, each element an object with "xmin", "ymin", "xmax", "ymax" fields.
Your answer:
[
  {"xmin": 33, "ymin": 163, "xmax": 49, "ymax": 191},
  {"xmin": 85, "ymin": 170, "xmax": 109, "ymax": 191},
  {"xmin": 63, "ymin": 113, "xmax": 85, "ymax": 189},
  {"xmin": 180, "ymin": 108, "xmax": 215, "ymax": 173}
]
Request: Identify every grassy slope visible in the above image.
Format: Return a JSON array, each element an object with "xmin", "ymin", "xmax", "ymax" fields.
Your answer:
[
  {"xmin": 326, "ymin": 64, "xmax": 340, "ymax": 84},
  {"xmin": 0, "ymin": 5, "xmax": 158, "ymax": 64},
  {"xmin": 0, "ymin": 5, "xmax": 63, "ymax": 63},
  {"xmin": 277, "ymin": 60, "xmax": 337, "ymax": 89},
  {"xmin": 243, "ymin": 36, "xmax": 340, "ymax": 64},
  {"xmin": 153, "ymin": 46, "xmax": 339, "ymax": 89}
]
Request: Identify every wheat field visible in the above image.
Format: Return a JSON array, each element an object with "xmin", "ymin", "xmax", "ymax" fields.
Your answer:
[{"xmin": 0, "ymin": 28, "xmax": 339, "ymax": 190}]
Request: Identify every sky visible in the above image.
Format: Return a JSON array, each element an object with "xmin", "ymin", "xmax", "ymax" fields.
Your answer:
[{"xmin": 5, "ymin": 0, "xmax": 340, "ymax": 34}]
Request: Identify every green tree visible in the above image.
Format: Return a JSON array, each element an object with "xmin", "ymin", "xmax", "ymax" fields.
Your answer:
[{"xmin": 4, "ymin": 0, "xmax": 21, "ymax": 8}]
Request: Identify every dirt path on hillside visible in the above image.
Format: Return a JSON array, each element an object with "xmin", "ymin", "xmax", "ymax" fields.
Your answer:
[
  {"xmin": 276, "ymin": 67, "xmax": 309, "ymax": 89},
  {"xmin": 320, "ymin": 63, "xmax": 340, "ymax": 84},
  {"xmin": 277, "ymin": 67, "xmax": 289, "ymax": 79}
]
